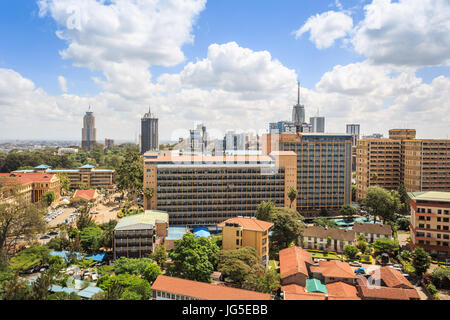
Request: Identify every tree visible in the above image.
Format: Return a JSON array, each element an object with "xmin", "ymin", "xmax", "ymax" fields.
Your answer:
[
  {"xmin": 343, "ymin": 245, "xmax": 359, "ymax": 260},
  {"xmin": 56, "ymin": 173, "xmax": 70, "ymax": 195},
  {"xmin": 79, "ymin": 226, "xmax": 103, "ymax": 253},
  {"xmin": 412, "ymin": 248, "xmax": 431, "ymax": 278},
  {"xmin": 0, "ymin": 198, "xmax": 46, "ymax": 268},
  {"xmin": 76, "ymin": 204, "xmax": 96, "ymax": 230},
  {"xmin": 167, "ymin": 233, "xmax": 219, "ymax": 283},
  {"xmin": 397, "ymin": 183, "xmax": 410, "ymax": 215},
  {"xmin": 32, "ymin": 272, "xmax": 53, "ymax": 300},
  {"xmin": 372, "ymin": 237, "xmax": 399, "ymax": 257},
  {"xmin": 287, "ymin": 187, "xmax": 298, "ymax": 209},
  {"xmin": 9, "ymin": 246, "xmax": 51, "ymax": 273},
  {"xmin": 98, "ymin": 273, "xmax": 151, "ymax": 300},
  {"xmin": 1, "ymin": 272, "xmax": 32, "ymax": 300},
  {"xmin": 116, "ymin": 152, "xmax": 143, "ymax": 201},
  {"xmin": 243, "ymin": 268, "xmax": 280, "ymax": 295},
  {"xmin": 152, "ymin": 244, "xmax": 168, "ymax": 268},
  {"xmin": 99, "ymin": 219, "xmax": 117, "ymax": 249},
  {"xmin": 42, "ymin": 191, "xmax": 55, "ymax": 207},
  {"xmin": 216, "ymin": 247, "xmax": 264, "ymax": 287},
  {"xmin": 270, "ymin": 207, "xmax": 304, "ymax": 251},
  {"xmin": 143, "ymin": 187, "xmax": 154, "ymax": 203},
  {"xmin": 113, "ymin": 257, "xmax": 153, "ymax": 275},
  {"xmin": 255, "ymin": 201, "xmax": 275, "ymax": 222},
  {"xmin": 143, "ymin": 263, "xmax": 162, "ymax": 284},
  {"xmin": 313, "ymin": 217, "xmax": 338, "ymax": 229},
  {"xmin": 363, "ymin": 186, "xmax": 401, "ymax": 223},
  {"xmin": 340, "ymin": 204, "xmax": 357, "ymax": 219},
  {"xmin": 326, "ymin": 236, "xmax": 332, "ymax": 252}
]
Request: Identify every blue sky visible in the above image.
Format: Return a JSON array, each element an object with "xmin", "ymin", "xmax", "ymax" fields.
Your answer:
[{"xmin": 0, "ymin": 0, "xmax": 449, "ymax": 141}]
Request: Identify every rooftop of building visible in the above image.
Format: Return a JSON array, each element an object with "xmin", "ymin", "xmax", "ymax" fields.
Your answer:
[
  {"xmin": 152, "ymin": 275, "xmax": 271, "ymax": 300},
  {"xmin": 356, "ymin": 277, "xmax": 419, "ymax": 300},
  {"xmin": 370, "ymin": 266, "xmax": 415, "ymax": 289},
  {"xmin": 217, "ymin": 216, "xmax": 273, "ymax": 232},
  {"xmin": 72, "ymin": 189, "xmax": 98, "ymax": 201},
  {"xmin": 303, "ymin": 225, "xmax": 356, "ymax": 242},
  {"xmin": 114, "ymin": 210, "xmax": 169, "ymax": 231},
  {"xmin": 353, "ymin": 222, "xmax": 392, "ymax": 235},
  {"xmin": 0, "ymin": 172, "xmax": 57, "ymax": 184},
  {"xmin": 310, "ymin": 260, "xmax": 357, "ymax": 280},
  {"xmin": 408, "ymin": 191, "xmax": 450, "ymax": 203},
  {"xmin": 279, "ymin": 246, "xmax": 313, "ymax": 279}
]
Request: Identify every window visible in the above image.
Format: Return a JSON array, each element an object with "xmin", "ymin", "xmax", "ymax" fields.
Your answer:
[{"xmin": 236, "ymin": 239, "xmax": 240, "ymax": 245}]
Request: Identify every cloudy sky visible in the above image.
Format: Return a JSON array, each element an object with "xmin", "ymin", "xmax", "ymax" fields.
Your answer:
[{"xmin": 0, "ymin": 0, "xmax": 449, "ymax": 142}]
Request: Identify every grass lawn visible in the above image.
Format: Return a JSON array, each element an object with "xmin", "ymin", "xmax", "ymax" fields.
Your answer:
[{"xmin": 306, "ymin": 250, "xmax": 342, "ymax": 261}]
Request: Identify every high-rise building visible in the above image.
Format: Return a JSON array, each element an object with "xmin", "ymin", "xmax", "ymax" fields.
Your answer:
[
  {"xmin": 105, "ymin": 138, "xmax": 114, "ymax": 149},
  {"xmin": 292, "ymin": 81, "xmax": 305, "ymax": 129},
  {"xmin": 141, "ymin": 107, "xmax": 159, "ymax": 154},
  {"xmin": 262, "ymin": 133, "xmax": 353, "ymax": 215},
  {"xmin": 310, "ymin": 117, "xmax": 325, "ymax": 133},
  {"xmin": 143, "ymin": 151, "xmax": 297, "ymax": 227},
  {"xmin": 346, "ymin": 124, "xmax": 360, "ymax": 147},
  {"xmin": 356, "ymin": 129, "xmax": 450, "ymax": 200},
  {"xmin": 189, "ymin": 124, "xmax": 207, "ymax": 154},
  {"xmin": 81, "ymin": 107, "xmax": 97, "ymax": 151},
  {"xmin": 269, "ymin": 121, "xmax": 297, "ymax": 134}
]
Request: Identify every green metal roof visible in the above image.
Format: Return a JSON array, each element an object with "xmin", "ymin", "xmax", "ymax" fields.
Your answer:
[
  {"xmin": 408, "ymin": 191, "xmax": 450, "ymax": 203},
  {"xmin": 305, "ymin": 278, "xmax": 328, "ymax": 294},
  {"xmin": 115, "ymin": 210, "xmax": 169, "ymax": 231}
]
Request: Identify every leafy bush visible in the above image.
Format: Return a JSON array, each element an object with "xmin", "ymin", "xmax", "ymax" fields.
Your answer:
[
  {"xmin": 431, "ymin": 267, "xmax": 450, "ymax": 289},
  {"xmin": 113, "ymin": 257, "xmax": 153, "ymax": 276},
  {"xmin": 426, "ymin": 283, "xmax": 438, "ymax": 295}
]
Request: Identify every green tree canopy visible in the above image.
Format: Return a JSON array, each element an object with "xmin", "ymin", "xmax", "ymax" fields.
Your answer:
[
  {"xmin": 411, "ymin": 247, "xmax": 431, "ymax": 278},
  {"xmin": 42, "ymin": 191, "xmax": 55, "ymax": 207},
  {"xmin": 113, "ymin": 257, "xmax": 153, "ymax": 276},
  {"xmin": 287, "ymin": 187, "xmax": 298, "ymax": 209},
  {"xmin": 243, "ymin": 268, "xmax": 280, "ymax": 295},
  {"xmin": 152, "ymin": 244, "xmax": 168, "ymax": 268},
  {"xmin": 167, "ymin": 232, "xmax": 219, "ymax": 283},
  {"xmin": 372, "ymin": 237, "xmax": 399, "ymax": 257},
  {"xmin": 270, "ymin": 207, "xmax": 304, "ymax": 251},
  {"xmin": 363, "ymin": 186, "xmax": 401, "ymax": 223},
  {"xmin": 255, "ymin": 201, "xmax": 276, "ymax": 222},
  {"xmin": 79, "ymin": 226, "xmax": 103, "ymax": 253},
  {"xmin": 116, "ymin": 152, "xmax": 143, "ymax": 200},
  {"xmin": 343, "ymin": 245, "xmax": 359, "ymax": 260},
  {"xmin": 143, "ymin": 263, "xmax": 162, "ymax": 284}
]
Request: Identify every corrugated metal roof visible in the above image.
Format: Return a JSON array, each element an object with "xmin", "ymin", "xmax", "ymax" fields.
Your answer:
[{"xmin": 114, "ymin": 210, "xmax": 168, "ymax": 230}]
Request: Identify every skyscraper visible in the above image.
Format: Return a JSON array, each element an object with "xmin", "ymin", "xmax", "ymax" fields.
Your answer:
[
  {"xmin": 81, "ymin": 106, "xmax": 97, "ymax": 151},
  {"xmin": 292, "ymin": 81, "xmax": 305, "ymax": 128},
  {"xmin": 310, "ymin": 117, "xmax": 325, "ymax": 133},
  {"xmin": 346, "ymin": 124, "xmax": 360, "ymax": 147},
  {"xmin": 141, "ymin": 107, "xmax": 159, "ymax": 154},
  {"xmin": 189, "ymin": 124, "xmax": 207, "ymax": 154}
]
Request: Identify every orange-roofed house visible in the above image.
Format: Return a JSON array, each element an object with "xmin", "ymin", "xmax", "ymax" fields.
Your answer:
[
  {"xmin": 310, "ymin": 260, "xmax": 358, "ymax": 285},
  {"xmin": 326, "ymin": 281, "xmax": 361, "ymax": 300},
  {"xmin": 369, "ymin": 267, "xmax": 415, "ymax": 289},
  {"xmin": 218, "ymin": 216, "xmax": 273, "ymax": 266},
  {"xmin": 72, "ymin": 189, "xmax": 99, "ymax": 203},
  {"xmin": 279, "ymin": 246, "xmax": 313, "ymax": 287},
  {"xmin": 356, "ymin": 276, "xmax": 420, "ymax": 300},
  {"xmin": 151, "ymin": 275, "xmax": 271, "ymax": 300}
]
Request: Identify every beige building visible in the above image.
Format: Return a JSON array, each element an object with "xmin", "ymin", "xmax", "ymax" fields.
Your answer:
[
  {"xmin": 356, "ymin": 129, "xmax": 450, "ymax": 199},
  {"xmin": 143, "ymin": 152, "xmax": 297, "ymax": 227},
  {"xmin": 302, "ymin": 226, "xmax": 355, "ymax": 253},
  {"xmin": 218, "ymin": 216, "xmax": 273, "ymax": 266},
  {"xmin": 262, "ymin": 133, "xmax": 353, "ymax": 215},
  {"xmin": 409, "ymin": 191, "xmax": 450, "ymax": 257}
]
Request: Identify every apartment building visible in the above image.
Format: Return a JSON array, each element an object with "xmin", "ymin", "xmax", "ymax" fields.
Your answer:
[
  {"xmin": 353, "ymin": 223, "xmax": 392, "ymax": 243},
  {"xmin": 218, "ymin": 216, "xmax": 273, "ymax": 266},
  {"xmin": 409, "ymin": 191, "xmax": 450, "ymax": 257},
  {"xmin": 302, "ymin": 226, "xmax": 355, "ymax": 253},
  {"xmin": 262, "ymin": 133, "xmax": 353, "ymax": 215},
  {"xmin": 152, "ymin": 275, "xmax": 271, "ymax": 300},
  {"xmin": 143, "ymin": 151, "xmax": 297, "ymax": 227},
  {"xmin": 0, "ymin": 172, "xmax": 60, "ymax": 204},
  {"xmin": 15, "ymin": 164, "xmax": 115, "ymax": 189},
  {"xmin": 356, "ymin": 129, "xmax": 450, "ymax": 199},
  {"xmin": 113, "ymin": 210, "xmax": 169, "ymax": 259}
]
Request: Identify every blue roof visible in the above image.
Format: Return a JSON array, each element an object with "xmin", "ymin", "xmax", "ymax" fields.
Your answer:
[
  {"xmin": 166, "ymin": 226, "xmax": 188, "ymax": 240},
  {"xmin": 35, "ymin": 164, "xmax": 51, "ymax": 169},
  {"xmin": 77, "ymin": 286, "xmax": 104, "ymax": 299},
  {"xmin": 79, "ymin": 164, "xmax": 95, "ymax": 169},
  {"xmin": 86, "ymin": 253, "xmax": 107, "ymax": 262},
  {"xmin": 193, "ymin": 227, "xmax": 210, "ymax": 238},
  {"xmin": 50, "ymin": 285, "xmax": 78, "ymax": 295}
]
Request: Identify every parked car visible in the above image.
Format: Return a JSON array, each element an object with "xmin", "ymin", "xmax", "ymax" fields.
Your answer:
[
  {"xmin": 392, "ymin": 264, "xmax": 403, "ymax": 269},
  {"xmin": 354, "ymin": 268, "xmax": 366, "ymax": 275},
  {"xmin": 349, "ymin": 261, "xmax": 362, "ymax": 267},
  {"xmin": 48, "ymin": 231, "xmax": 59, "ymax": 236},
  {"xmin": 40, "ymin": 235, "xmax": 50, "ymax": 240}
]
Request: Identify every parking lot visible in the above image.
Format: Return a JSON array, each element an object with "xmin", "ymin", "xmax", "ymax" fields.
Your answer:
[{"xmin": 47, "ymin": 207, "xmax": 78, "ymax": 228}]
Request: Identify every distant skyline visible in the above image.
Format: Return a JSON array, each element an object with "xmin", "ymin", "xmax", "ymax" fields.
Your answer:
[{"xmin": 1, "ymin": 0, "xmax": 450, "ymax": 141}]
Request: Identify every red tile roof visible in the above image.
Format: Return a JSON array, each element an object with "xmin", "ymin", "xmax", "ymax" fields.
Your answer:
[
  {"xmin": 281, "ymin": 284, "xmax": 306, "ymax": 294},
  {"xmin": 310, "ymin": 260, "xmax": 357, "ymax": 279},
  {"xmin": 73, "ymin": 189, "xmax": 98, "ymax": 201},
  {"xmin": 152, "ymin": 275, "xmax": 271, "ymax": 300},
  {"xmin": 326, "ymin": 281, "xmax": 360, "ymax": 300},
  {"xmin": 218, "ymin": 217, "xmax": 273, "ymax": 232},
  {"xmin": 279, "ymin": 246, "xmax": 313, "ymax": 279},
  {"xmin": 0, "ymin": 172, "xmax": 57, "ymax": 184},
  {"xmin": 283, "ymin": 292, "xmax": 326, "ymax": 300},
  {"xmin": 370, "ymin": 266, "xmax": 415, "ymax": 289},
  {"xmin": 356, "ymin": 277, "xmax": 420, "ymax": 300}
]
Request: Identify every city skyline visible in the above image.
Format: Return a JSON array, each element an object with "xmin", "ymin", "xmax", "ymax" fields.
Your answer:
[{"xmin": 0, "ymin": 0, "xmax": 450, "ymax": 141}]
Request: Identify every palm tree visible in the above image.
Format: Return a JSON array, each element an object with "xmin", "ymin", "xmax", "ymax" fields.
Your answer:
[{"xmin": 287, "ymin": 187, "xmax": 298, "ymax": 209}]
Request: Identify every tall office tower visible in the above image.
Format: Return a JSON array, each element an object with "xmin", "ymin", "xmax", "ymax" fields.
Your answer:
[
  {"xmin": 292, "ymin": 81, "xmax": 305, "ymax": 131},
  {"xmin": 141, "ymin": 107, "xmax": 159, "ymax": 154},
  {"xmin": 310, "ymin": 117, "xmax": 325, "ymax": 133},
  {"xmin": 189, "ymin": 124, "xmax": 207, "ymax": 154},
  {"xmin": 346, "ymin": 124, "xmax": 360, "ymax": 147},
  {"xmin": 262, "ymin": 132, "xmax": 353, "ymax": 215},
  {"xmin": 81, "ymin": 107, "xmax": 97, "ymax": 151},
  {"xmin": 143, "ymin": 151, "xmax": 297, "ymax": 226},
  {"xmin": 356, "ymin": 129, "xmax": 450, "ymax": 200},
  {"xmin": 224, "ymin": 131, "xmax": 246, "ymax": 151},
  {"xmin": 105, "ymin": 138, "xmax": 114, "ymax": 149}
]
